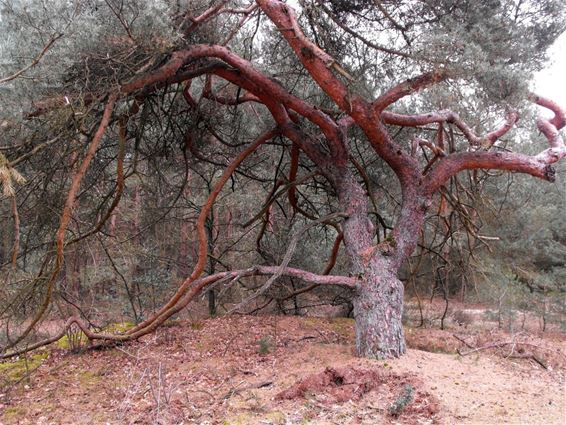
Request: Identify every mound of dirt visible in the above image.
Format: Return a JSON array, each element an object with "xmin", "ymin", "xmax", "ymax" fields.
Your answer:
[
  {"xmin": 277, "ymin": 365, "xmax": 439, "ymax": 422},
  {"xmin": 277, "ymin": 366, "xmax": 384, "ymax": 402}
]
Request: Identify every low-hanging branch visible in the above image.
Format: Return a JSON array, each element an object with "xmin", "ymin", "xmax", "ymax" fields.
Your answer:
[
  {"xmin": 228, "ymin": 211, "xmax": 349, "ymax": 314},
  {"xmin": 2, "ymin": 93, "xmax": 118, "ymax": 351},
  {"xmin": 0, "ymin": 265, "xmax": 355, "ymax": 360}
]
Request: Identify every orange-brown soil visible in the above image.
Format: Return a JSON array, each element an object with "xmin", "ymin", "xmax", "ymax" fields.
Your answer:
[{"xmin": 0, "ymin": 314, "xmax": 564, "ymax": 424}]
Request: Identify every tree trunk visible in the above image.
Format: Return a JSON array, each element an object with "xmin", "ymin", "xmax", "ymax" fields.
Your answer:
[
  {"xmin": 353, "ymin": 266, "xmax": 406, "ymax": 358},
  {"xmin": 332, "ymin": 166, "xmax": 424, "ymax": 359}
]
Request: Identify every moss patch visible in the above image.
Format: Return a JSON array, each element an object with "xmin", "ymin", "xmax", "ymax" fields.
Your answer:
[
  {"xmin": 223, "ymin": 413, "xmax": 253, "ymax": 425},
  {"xmin": 77, "ymin": 369, "xmax": 102, "ymax": 387},
  {"xmin": 162, "ymin": 319, "xmax": 183, "ymax": 328},
  {"xmin": 189, "ymin": 321, "xmax": 205, "ymax": 330},
  {"xmin": 1, "ymin": 406, "xmax": 27, "ymax": 421},
  {"xmin": 194, "ymin": 334, "xmax": 215, "ymax": 352},
  {"xmin": 0, "ymin": 351, "xmax": 48, "ymax": 383},
  {"xmin": 329, "ymin": 317, "xmax": 355, "ymax": 339},
  {"xmin": 224, "ymin": 410, "xmax": 291, "ymax": 424},
  {"xmin": 103, "ymin": 321, "xmax": 135, "ymax": 333},
  {"xmin": 303, "ymin": 317, "xmax": 324, "ymax": 328},
  {"xmin": 56, "ymin": 330, "xmax": 88, "ymax": 350},
  {"xmin": 264, "ymin": 410, "xmax": 286, "ymax": 424}
]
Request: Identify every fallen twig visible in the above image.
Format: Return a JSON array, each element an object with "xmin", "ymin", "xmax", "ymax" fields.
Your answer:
[
  {"xmin": 222, "ymin": 379, "xmax": 273, "ymax": 400},
  {"xmin": 452, "ymin": 334, "xmax": 474, "ymax": 349},
  {"xmin": 507, "ymin": 353, "xmax": 549, "ymax": 370},
  {"xmin": 459, "ymin": 340, "xmax": 563, "ymax": 358}
]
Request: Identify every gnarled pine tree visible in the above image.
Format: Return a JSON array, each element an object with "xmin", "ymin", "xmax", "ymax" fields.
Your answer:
[{"xmin": 0, "ymin": 0, "xmax": 564, "ymax": 359}]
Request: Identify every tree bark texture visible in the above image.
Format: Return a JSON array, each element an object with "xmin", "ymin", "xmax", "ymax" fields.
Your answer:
[
  {"xmin": 333, "ymin": 166, "xmax": 417, "ymax": 358},
  {"xmin": 353, "ymin": 267, "xmax": 406, "ymax": 358}
]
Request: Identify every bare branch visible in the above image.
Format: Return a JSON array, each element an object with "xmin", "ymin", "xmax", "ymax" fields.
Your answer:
[
  {"xmin": 10, "ymin": 195, "xmax": 20, "ymax": 270},
  {"xmin": 227, "ymin": 211, "xmax": 350, "ymax": 314},
  {"xmin": 383, "ymin": 109, "xmax": 519, "ymax": 148},
  {"xmin": 4, "ymin": 94, "xmax": 118, "ymax": 350},
  {"xmin": 0, "ymin": 33, "xmax": 63, "ymax": 85},
  {"xmin": 182, "ymin": 1, "xmax": 257, "ymax": 35},
  {"xmin": 530, "ymin": 93, "xmax": 566, "ymax": 147},
  {"xmin": 317, "ymin": 2, "xmax": 413, "ymax": 59},
  {"xmin": 373, "ymin": 70, "xmax": 448, "ymax": 113},
  {"xmin": 125, "ymin": 128, "xmax": 279, "ymax": 336},
  {"xmin": 424, "ymin": 96, "xmax": 565, "ymax": 192}
]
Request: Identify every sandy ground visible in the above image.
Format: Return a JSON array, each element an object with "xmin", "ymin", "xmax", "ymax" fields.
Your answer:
[
  {"xmin": 0, "ymin": 315, "xmax": 564, "ymax": 424},
  {"xmin": 393, "ymin": 349, "xmax": 564, "ymax": 424}
]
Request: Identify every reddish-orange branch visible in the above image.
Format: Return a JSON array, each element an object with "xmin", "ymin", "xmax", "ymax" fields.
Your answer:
[
  {"xmin": 6, "ymin": 94, "xmax": 118, "ymax": 349},
  {"xmin": 183, "ymin": 1, "xmax": 257, "ymax": 35},
  {"xmin": 203, "ymin": 75, "xmax": 261, "ymax": 105},
  {"xmin": 323, "ymin": 232, "xmax": 344, "ymax": 275},
  {"xmin": 278, "ymin": 231, "xmax": 345, "ymax": 302},
  {"xmin": 209, "ymin": 66, "xmax": 336, "ymax": 169},
  {"xmin": 183, "ymin": 1, "xmax": 228, "ymax": 34},
  {"xmin": 6, "ymin": 0, "xmax": 565, "ymax": 356},
  {"xmin": 174, "ymin": 264, "xmax": 356, "ymax": 319},
  {"xmin": 120, "ymin": 50, "xmax": 192, "ymax": 94},
  {"xmin": 127, "ymin": 128, "xmax": 279, "ymax": 335},
  {"xmin": 67, "ymin": 104, "xmax": 136, "ymax": 246},
  {"xmin": 255, "ymin": 0, "xmax": 424, "ymax": 184},
  {"xmin": 257, "ymin": 0, "xmax": 355, "ymax": 114},
  {"xmin": 424, "ymin": 95, "xmax": 566, "ymax": 193},
  {"xmin": 288, "ymin": 143, "xmax": 299, "ymax": 211},
  {"xmin": 373, "ymin": 70, "xmax": 448, "ymax": 113},
  {"xmin": 531, "ymin": 94, "xmax": 566, "ymax": 147},
  {"xmin": 0, "ymin": 264, "xmax": 355, "ymax": 359},
  {"xmin": 183, "ymin": 44, "xmax": 344, "ymax": 158},
  {"xmin": 382, "ymin": 109, "xmax": 519, "ymax": 148}
]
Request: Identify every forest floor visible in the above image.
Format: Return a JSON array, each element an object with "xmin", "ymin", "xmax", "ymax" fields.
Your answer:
[{"xmin": 0, "ymin": 302, "xmax": 564, "ymax": 424}]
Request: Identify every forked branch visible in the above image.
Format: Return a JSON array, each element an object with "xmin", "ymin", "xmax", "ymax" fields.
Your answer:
[{"xmin": 424, "ymin": 95, "xmax": 566, "ymax": 193}]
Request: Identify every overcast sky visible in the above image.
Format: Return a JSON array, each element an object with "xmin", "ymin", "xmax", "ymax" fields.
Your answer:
[{"xmin": 534, "ymin": 31, "xmax": 566, "ymax": 115}]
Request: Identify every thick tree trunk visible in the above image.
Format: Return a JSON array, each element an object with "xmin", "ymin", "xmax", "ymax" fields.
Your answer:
[
  {"xmin": 332, "ymin": 166, "xmax": 424, "ymax": 359},
  {"xmin": 353, "ymin": 266, "xmax": 406, "ymax": 358}
]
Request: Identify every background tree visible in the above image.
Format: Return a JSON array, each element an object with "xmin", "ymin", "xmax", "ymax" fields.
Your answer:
[{"xmin": 0, "ymin": 0, "xmax": 564, "ymax": 359}]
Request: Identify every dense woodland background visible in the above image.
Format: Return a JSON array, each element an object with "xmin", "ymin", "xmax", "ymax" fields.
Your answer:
[{"xmin": 0, "ymin": 0, "xmax": 564, "ymax": 354}]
